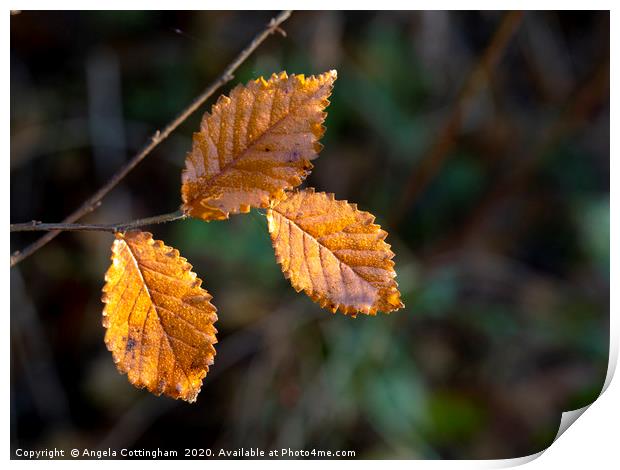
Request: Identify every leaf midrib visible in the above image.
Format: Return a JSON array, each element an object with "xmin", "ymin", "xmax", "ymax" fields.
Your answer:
[
  {"xmin": 192, "ymin": 81, "xmax": 332, "ymax": 200},
  {"xmin": 122, "ymin": 239, "xmax": 192, "ymax": 388},
  {"xmin": 270, "ymin": 207, "xmax": 378, "ymax": 296}
]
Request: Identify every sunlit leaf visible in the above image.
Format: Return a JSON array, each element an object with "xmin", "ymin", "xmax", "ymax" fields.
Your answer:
[
  {"xmin": 101, "ymin": 231, "xmax": 217, "ymax": 402},
  {"xmin": 181, "ymin": 70, "xmax": 337, "ymax": 221},
  {"xmin": 266, "ymin": 189, "xmax": 404, "ymax": 316}
]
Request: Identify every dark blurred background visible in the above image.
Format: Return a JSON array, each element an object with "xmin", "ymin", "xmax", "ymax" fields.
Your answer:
[{"xmin": 10, "ymin": 11, "xmax": 609, "ymax": 459}]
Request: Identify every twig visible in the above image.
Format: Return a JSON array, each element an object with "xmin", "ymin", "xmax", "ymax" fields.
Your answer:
[
  {"xmin": 11, "ymin": 210, "xmax": 187, "ymax": 233},
  {"xmin": 10, "ymin": 10, "xmax": 293, "ymax": 267},
  {"xmin": 390, "ymin": 11, "xmax": 524, "ymax": 227}
]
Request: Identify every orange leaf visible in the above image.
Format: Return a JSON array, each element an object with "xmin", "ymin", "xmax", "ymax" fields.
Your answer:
[
  {"xmin": 267, "ymin": 189, "xmax": 404, "ymax": 316},
  {"xmin": 181, "ymin": 70, "xmax": 337, "ymax": 221},
  {"xmin": 101, "ymin": 231, "xmax": 217, "ymax": 402}
]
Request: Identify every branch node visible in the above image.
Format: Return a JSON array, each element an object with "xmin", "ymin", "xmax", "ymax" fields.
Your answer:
[{"xmin": 268, "ymin": 16, "xmax": 288, "ymax": 37}]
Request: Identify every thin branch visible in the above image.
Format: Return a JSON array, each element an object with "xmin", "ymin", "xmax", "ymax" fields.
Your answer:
[
  {"xmin": 10, "ymin": 10, "xmax": 293, "ymax": 267},
  {"xmin": 390, "ymin": 11, "xmax": 523, "ymax": 227},
  {"xmin": 11, "ymin": 210, "xmax": 187, "ymax": 234}
]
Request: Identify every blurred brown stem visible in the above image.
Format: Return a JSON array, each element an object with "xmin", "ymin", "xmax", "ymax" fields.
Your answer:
[
  {"xmin": 11, "ymin": 210, "xmax": 187, "ymax": 234},
  {"xmin": 391, "ymin": 10, "xmax": 524, "ymax": 227},
  {"xmin": 10, "ymin": 10, "xmax": 293, "ymax": 267},
  {"xmin": 432, "ymin": 58, "xmax": 610, "ymax": 255}
]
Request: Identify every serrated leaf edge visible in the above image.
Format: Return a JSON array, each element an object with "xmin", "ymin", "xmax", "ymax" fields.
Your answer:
[
  {"xmin": 267, "ymin": 188, "xmax": 404, "ymax": 317},
  {"xmin": 101, "ymin": 231, "xmax": 218, "ymax": 403}
]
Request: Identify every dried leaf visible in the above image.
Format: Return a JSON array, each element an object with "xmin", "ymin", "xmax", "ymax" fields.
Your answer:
[
  {"xmin": 182, "ymin": 70, "xmax": 337, "ymax": 221},
  {"xmin": 101, "ymin": 231, "xmax": 217, "ymax": 402},
  {"xmin": 267, "ymin": 189, "xmax": 404, "ymax": 316}
]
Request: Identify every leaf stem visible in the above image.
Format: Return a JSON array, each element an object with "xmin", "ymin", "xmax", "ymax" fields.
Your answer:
[
  {"xmin": 10, "ymin": 210, "xmax": 187, "ymax": 234},
  {"xmin": 10, "ymin": 10, "xmax": 293, "ymax": 267}
]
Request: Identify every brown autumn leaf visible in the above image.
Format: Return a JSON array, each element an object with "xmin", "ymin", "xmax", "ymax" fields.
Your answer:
[
  {"xmin": 101, "ymin": 231, "xmax": 217, "ymax": 402},
  {"xmin": 181, "ymin": 70, "xmax": 337, "ymax": 221},
  {"xmin": 266, "ymin": 188, "xmax": 404, "ymax": 316}
]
